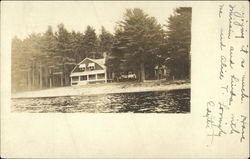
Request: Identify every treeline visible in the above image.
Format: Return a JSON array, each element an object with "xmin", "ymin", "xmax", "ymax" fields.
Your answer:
[{"xmin": 12, "ymin": 7, "xmax": 191, "ymax": 92}]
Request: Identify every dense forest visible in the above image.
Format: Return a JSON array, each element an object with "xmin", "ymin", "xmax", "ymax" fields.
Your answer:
[{"xmin": 12, "ymin": 7, "xmax": 191, "ymax": 92}]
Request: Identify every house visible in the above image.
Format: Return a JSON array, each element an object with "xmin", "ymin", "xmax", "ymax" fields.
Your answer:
[
  {"xmin": 70, "ymin": 57, "xmax": 107, "ymax": 86},
  {"xmin": 154, "ymin": 65, "xmax": 170, "ymax": 80}
]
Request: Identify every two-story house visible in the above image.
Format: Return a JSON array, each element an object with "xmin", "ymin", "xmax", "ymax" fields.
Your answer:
[{"xmin": 70, "ymin": 57, "xmax": 107, "ymax": 86}]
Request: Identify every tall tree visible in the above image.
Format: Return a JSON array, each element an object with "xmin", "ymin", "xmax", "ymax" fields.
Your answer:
[
  {"xmin": 55, "ymin": 24, "xmax": 76, "ymax": 86},
  {"xmin": 164, "ymin": 7, "xmax": 191, "ymax": 79},
  {"xmin": 12, "ymin": 33, "xmax": 44, "ymax": 91},
  {"xmin": 40, "ymin": 26, "xmax": 58, "ymax": 88},
  {"xmin": 99, "ymin": 26, "xmax": 114, "ymax": 54},
  {"xmin": 106, "ymin": 28, "xmax": 127, "ymax": 79},
  {"xmin": 99, "ymin": 26, "xmax": 115, "ymax": 79},
  {"xmin": 11, "ymin": 37, "xmax": 26, "ymax": 91},
  {"xmin": 82, "ymin": 26, "xmax": 99, "ymax": 59},
  {"xmin": 23, "ymin": 33, "xmax": 44, "ymax": 89},
  {"xmin": 111, "ymin": 8, "xmax": 164, "ymax": 81},
  {"xmin": 70, "ymin": 31, "xmax": 85, "ymax": 63}
]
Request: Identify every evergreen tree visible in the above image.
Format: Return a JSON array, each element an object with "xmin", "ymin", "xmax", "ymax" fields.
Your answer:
[
  {"xmin": 70, "ymin": 31, "xmax": 85, "ymax": 63},
  {"xmin": 11, "ymin": 7, "xmax": 191, "ymax": 92},
  {"xmin": 54, "ymin": 24, "xmax": 76, "ymax": 86},
  {"xmin": 164, "ymin": 7, "xmax": 191, "ymax": 79},
  {"xmin": 40, "ymin": 26, "xmax": 58, "ymax": 88},
  {"xmin": 111, "ymin": 8, "xmax": 164, "ymax": 81},
  {"xmin": 82, "ymin": 26, "xmax": 99, "ymax": 59},
  {"xmin": 11, "ymin": 37, "xmax": 26, "ymax": 91},
  {"xmin": 106, "ymin": 28, "xmax": 127, "ymax": 79},
  {"xmin": 99, "ymin": 26, "xmax": 114, "ymax": 54}
]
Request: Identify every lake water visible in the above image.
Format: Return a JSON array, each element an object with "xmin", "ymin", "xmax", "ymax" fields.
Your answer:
[{"xmin": 11, "ymin": 89, "xmax": 190, "ymax": 113}]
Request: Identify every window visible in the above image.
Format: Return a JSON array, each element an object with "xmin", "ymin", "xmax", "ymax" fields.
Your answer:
[
  {"xmin": 97, "ymin": 73, "xmax": 105, "ymax": 79},
  {"xmin": 79, "ymin": 64, "xmax": 86, "ymax": 71},
  {"xmin": 88, "ymin": 74, "xmax": 96, "ymax": 80},
  {"xmin": 72, "ymin": 76, "xmax": 79, "ymax": 81},
  {"xmin": 88, "ymin": 63, "xmax": 95, "ymax": 71},
  {"xmin": 80, "ymin": 75, "xmax": 87, "ymax": 81},
  {"xmin": 79, "ymin": 67, "xmax": 85, "ymax": 71}
]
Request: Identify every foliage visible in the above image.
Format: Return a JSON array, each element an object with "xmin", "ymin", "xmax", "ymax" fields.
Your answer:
[
  {"xmin": 99, "ymin": 26, "xmax": 114, "ymax": 54},
  {"xmin": 82, "ymin": 26, "xmax": 100, "ymax": 58},
  {"xmin": 109, "ymin": 8, "xmax": 165, "ymax": 81},
  {"xmin": 11, "ymin": 7, "xmax": 191, "ymax": 92},
  {"xmin": 164, "ymin": 7, "xmax": 191, "ymax": 79}
]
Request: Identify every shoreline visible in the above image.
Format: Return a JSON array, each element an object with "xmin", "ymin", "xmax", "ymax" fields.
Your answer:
[{"xmin": 12, "ymin": 80, "xmax": 190, "ymax": 99}]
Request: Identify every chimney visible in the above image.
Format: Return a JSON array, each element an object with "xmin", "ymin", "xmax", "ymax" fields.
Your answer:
[{"xmin": 103, "ymin": 52, "xmax": 107, "ymax": 59}]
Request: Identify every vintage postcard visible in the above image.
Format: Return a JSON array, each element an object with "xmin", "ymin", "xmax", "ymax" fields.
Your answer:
[{"xmin": 1, "ymin": 1, "xmax": 249, "ymax": 158}]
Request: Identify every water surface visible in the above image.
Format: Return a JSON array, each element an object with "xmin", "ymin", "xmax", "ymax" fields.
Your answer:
[{"xmin": 12, "ymin": 89, "xmax": 190, "ymax": 113}]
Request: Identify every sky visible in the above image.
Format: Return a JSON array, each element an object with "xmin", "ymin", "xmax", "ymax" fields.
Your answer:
[{"xmin": 2, "ymin": 1, "xmax": 190, "ymax": 39}]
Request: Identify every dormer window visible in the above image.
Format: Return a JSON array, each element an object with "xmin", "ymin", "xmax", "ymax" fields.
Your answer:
[
  {"xmin": 79, "ymin": 64, "xmax": 86, "ymax": 71},
  {"xmin": 88, "ymin": 63, "xmax": 95, "ymax": 71}
]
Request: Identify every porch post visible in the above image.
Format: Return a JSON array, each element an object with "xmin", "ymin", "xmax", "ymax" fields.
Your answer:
[{"xmin": 104, "ymin": 67, "xmax": 107, "ymax": 83}]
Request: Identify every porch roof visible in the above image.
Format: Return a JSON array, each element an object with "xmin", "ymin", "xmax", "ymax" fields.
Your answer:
[{"xmin": 70, "ymin": 70, "xmax": 105, "ymax": 77}]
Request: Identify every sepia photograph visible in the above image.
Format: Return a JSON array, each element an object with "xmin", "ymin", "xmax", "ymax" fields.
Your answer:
[
  {"xmin": 10, "ymin": 2, "xmax": 191, "ymax": 113},
  {"xmin": 1, "ymin": 1, "xmax": 249, "ymax": 158}
]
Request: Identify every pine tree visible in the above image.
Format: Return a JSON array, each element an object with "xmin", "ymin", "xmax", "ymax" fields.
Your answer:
[
  {"xmin": 164, "ymin": 7, "xmax": 191, "ymax": 79},
  {"xmin": 99, "ymin": 26, "xmax": 114, "ymax": 54},
  {"xmin": 54, "ymin": 24, "xmax": 76, "ymax": 86},
  {"xmin": 111, "ymin": 8, "xmax": 164, "ymax": 81},
  {"xmin": 11, "ymin": 37, "xmax": 26, "ymax": 91},
  {"xmin": 70, "ymin": 31, "xmax": 85, "ymax": 63},
  {"xmin": 82, "ymin": 26, "xmax": 99, "ymax": 59},
  {"xmin": 40, "ymin": 26, "xmax": 58, "ymax": 88}
]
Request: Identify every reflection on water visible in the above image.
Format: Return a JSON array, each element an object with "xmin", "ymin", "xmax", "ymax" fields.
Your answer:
[{"xmin": 12, "ymin": 89, "xmax": 190, "ymax": 113}]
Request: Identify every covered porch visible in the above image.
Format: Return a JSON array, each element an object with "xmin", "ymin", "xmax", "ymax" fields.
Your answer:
[{"xmin": 70, "ymin": 70, "xmax": 107, "ymax": 86}]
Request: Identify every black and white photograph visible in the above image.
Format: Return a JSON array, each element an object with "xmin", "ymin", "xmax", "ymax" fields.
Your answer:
[{"xmin": 10, "ymin": 2, "xmax": 191, "ymax": 113}]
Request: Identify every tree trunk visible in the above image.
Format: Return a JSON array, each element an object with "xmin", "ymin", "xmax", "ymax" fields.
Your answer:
[
  {"xmin": 137, "ymin": 69, "xmax": 141, "ymax": 82},
  {"xmin": 27, "ymin": 70, "xmax": 31, "ymax": 90},
  {"xmin": 65, "ymin": 74, "xmax": 69, "ymax": 86},
  {"xmin": 49, "ymin": 76, "xmax": 52, "ymax": 88},
  {"xmin": 62, "ymin": 63, "xmax": 65, "ymax": 86},
  {"xmin": 64, "ymin": 74, "xmax": 67, "ymax": 85},
  {"xmin": 60, "ymin": 73, "xmax": 63, "ymax": 86},
  {"xmin": 44, "ymin": 67, "xmax": 48, "ymax": 88},
  {"xmin": 140, "ymin": 62, "xmax": 145, "ymax": 82},
  {"xmin": 49, "ymin": 68, "xmax": 52, "ymax": 88},
  {"xmin": 39, "ymin": 63, "xmax": 43, "ymax": 89},
  {"xmin": 32, "ymin": 61, "xmax": 35, "ymax": 88}
]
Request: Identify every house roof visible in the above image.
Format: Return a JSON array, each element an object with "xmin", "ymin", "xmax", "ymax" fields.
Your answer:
[
  {"xmin": 70, "ymin": 57, "xmax": 105, "ymax": 74},
  {"xmin": 81, "ymin": 58, "xmax": 105, "ymax": 68}
]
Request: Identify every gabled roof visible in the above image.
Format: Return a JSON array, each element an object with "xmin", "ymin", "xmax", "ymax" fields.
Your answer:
[
  {"xmin": 89, "ymin": 58, "xmax": 105, "ymax": 68},
  {"xmin": 70, "ymin": 57, "xmax": 105, "ymax": 74}
]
